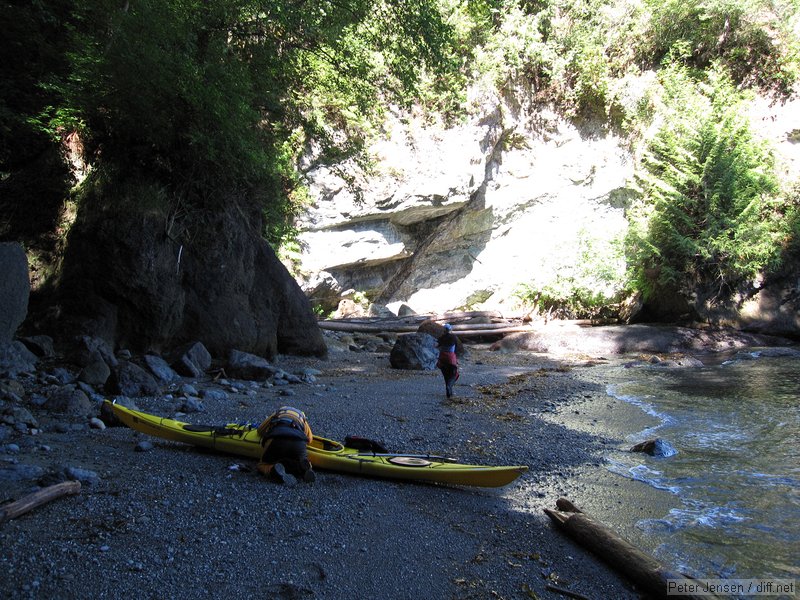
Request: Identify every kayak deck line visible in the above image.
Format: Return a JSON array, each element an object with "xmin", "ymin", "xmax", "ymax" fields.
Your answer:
[{"xmin": 348, "ymin": 452, "xmax": 456, "ymax": 462}]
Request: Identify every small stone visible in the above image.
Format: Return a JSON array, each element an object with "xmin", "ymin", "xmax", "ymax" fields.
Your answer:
[
  {"xmin": 180, "ymin": 383, "xmax": 199, "ymax": 396},
  {"xmin": 64, "ymin": 466, "xmax": 101, "ymax": 485}
]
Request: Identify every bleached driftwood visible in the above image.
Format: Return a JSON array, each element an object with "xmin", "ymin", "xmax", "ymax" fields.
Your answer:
[
  {"xmin": 0, "ymin": 481, "xmax": 82, "ymax": 523},
  {"xmin": 544, "ymin": 498, "xmax": 720, "ymax": 600}
]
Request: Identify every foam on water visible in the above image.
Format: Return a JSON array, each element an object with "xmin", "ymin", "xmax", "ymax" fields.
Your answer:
[
  {"xmin": 600, "ymin": 353, "xmax": 800, "ymax": 581},
  {"xmin": 605, "ymin": 459, "xmax": 683, "ymax": 494},
  {"xmin": 606, "ymin": 383, "xmax": 675, "ymax": 425},
  {"xmin": 666, "ymin": 500, "xmax": 749, "ymax": 528}
]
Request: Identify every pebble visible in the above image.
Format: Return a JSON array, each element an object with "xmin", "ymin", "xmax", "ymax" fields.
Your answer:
[
  {"xmin": 89, "ymin": 417, "xmax": 106, "ymax": 430},
  {"xmin": 135, "ymin": 441, "xmax": 154, "ymax": 452}
]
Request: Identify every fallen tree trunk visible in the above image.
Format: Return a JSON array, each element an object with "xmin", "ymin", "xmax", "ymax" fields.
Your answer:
[
  {"xmin": 319, "ymin": 321, "xmax": 423, "ymax": 333},
  {"xmin": 544, "ymin": 498, "xmax": 720, "ymax": 600},
  {"xmin": 447, "ymin": 325, "xmax": 534, "ymax": 337},
  {"xmin": 318, "ymin": 320, "xmax": 533, "ymax": 336},
  {"xmin": 431, "ymin": 310, "xmax": 509, "ymax": 321},
  {"xmin": 0, "ymin": 481, "xmax": 82, "ymax": 523}
]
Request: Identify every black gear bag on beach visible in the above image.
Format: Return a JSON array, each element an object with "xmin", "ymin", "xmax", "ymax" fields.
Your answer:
[{"xmin": 344, "ymin": 435, "xmax": 389, "ymax": 454}]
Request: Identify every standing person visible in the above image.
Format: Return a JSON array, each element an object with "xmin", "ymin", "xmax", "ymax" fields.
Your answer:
[
  {"xmin": 437, "ymin": 323, "xmax": 459, "ymax": 399},
  {"xmin": 256, "ymin": 406, "xmax": 315, "ymax": 483}
]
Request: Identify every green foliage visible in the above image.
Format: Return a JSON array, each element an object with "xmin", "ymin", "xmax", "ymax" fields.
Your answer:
[
  {"xmin": 642, "ymin": 0, "xmax": 800, "ymax": 97},
  {"xmin": 39, "ymin": 0, "xmax": 454, "ymax": 242},
  {"xmin": 626, "ymin": 62, "xmax": 787, "ymax": 300},
  {"xmin": 444, "ymin": 0, "xmax": 798, "ymax": 129},
  {"xmin": 514, "ymin": 225, "xmax": 628, "ymax": 319},
  {"xmin": 0, "ymin": 0, "xmax": 75, "ymax": 244}
]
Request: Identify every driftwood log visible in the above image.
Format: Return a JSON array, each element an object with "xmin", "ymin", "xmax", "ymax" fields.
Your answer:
[
  {"xmin": 318, "ymin": 311, "xmax": 604, "ymax": 337},
  {"xmin": 544, "ymin": 498, "xmax": 720, "ymax": 600},
  {"xmin": 318, "ymin": 310, "xmax": 537, "ymax": 337},
  {"xmin": 0, "ymin": 481, "xmax": 82, "ymax": 523},
  {"xmin": 318, "ymin": 320, "xmax": 535, "ymax": 337}
]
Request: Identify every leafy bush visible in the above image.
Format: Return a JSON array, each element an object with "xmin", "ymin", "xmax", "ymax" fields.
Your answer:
[
  {"xmin": 39, "ymin": 0, "xmax": 455, "ymax": 243},
  {"xmin": 514, "ymin": 224, "xmax": 628, "ymax": 319},
  {"xmin": 641, "ymin": 0, "xmax": 800, "ymax": 97},
  {"xmin": 0, "ymin": 0, "xmax": 75, "ymax": 246},
  {"xmin": 448, "ymin": 0, "xmax": 798, "ymax": 129}
]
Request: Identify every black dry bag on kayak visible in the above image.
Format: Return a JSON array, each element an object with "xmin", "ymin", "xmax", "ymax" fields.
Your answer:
[{"xmin": 344, "ymin": 435, "xmax": 389, "ymax": 454}]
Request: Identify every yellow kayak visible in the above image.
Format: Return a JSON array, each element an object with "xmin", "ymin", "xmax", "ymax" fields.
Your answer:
[{"xmin": 106, "ymin": 401, "xmax": 527, "ymax": 487}]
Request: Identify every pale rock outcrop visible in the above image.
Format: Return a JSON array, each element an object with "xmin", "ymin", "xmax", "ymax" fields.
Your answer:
[
  {"xmin": 297, "ymin": 85, "xmax": 800, "ymax": 339},
  {"xmin": 297, "ymin": 100, "xmax": 633, "ymax": 316}
]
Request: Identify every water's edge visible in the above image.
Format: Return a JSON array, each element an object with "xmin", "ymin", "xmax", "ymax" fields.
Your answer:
[{"xmin": 548, "ymin": 352, "xmax": 800, "ymax": 590}]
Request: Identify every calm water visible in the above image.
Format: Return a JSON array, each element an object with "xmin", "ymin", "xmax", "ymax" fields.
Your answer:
[{"xmin": 602, "ymin": 352, "xmax": 800, "ymax": 583}]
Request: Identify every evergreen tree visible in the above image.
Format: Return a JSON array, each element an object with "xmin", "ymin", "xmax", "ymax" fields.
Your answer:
[{"xmin": 627, "ymin": 62, "xmax": 786, "ymax": 302}]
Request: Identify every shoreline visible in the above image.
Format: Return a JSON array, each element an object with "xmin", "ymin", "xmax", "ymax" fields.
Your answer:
[
  {"xmin": 1, "ymin": 344, "xmax": 689, "ymax": 599},
  {"xmin": 569, "ymin": 352, "xmax": 800, "ymax": 588},
  {"xmin": 536, "ymin": 365, "xmax": 685, "ymax": 557}
]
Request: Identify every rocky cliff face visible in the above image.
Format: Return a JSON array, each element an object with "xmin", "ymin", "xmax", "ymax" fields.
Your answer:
[
  {"xmin": 295, "ymin": 85, "xmax": 800, "ymax": 338},
  {"xmin": 297, "ymin": 96, "xmax": 635, "ymax": 316},
  {"xmin": 36, "ymin": 188, "xmax": 327, "ymax": 359}
]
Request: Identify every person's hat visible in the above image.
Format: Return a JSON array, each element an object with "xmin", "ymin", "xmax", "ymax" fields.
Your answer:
[{"xmin": 444, "ymin": 323, "xmax": 452, "ymax": 331}]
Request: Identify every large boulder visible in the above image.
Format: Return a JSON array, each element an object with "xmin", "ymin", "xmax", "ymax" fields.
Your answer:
[
  {"xmin": 226, "ymin": 349, "xmax": 278, "ymax": 380},
  {"xmin": 143, "ymin": 354, "xmax": 180, "ymax": 384},
  {"xmin": 45, "ymin": 387, "xmax": 95, "ymax": 417},
  {"xmin": 0, "ymin": 242, "xmax": 29, "ymax": 343},
  {"xmin": 0, "ymin": 341, "xmax": 38, "ymax": 377},
  {"xmin": 389, "ymin": 333, "xmax": 438, "ymax": 370},
  {"xmin": 39, "ymin": 188, "xmax": 326, "ymax": 359},
  {"xmin": 170, "ymin": 341, "xmax": 212, "ymax": 378},
  {"xmin": 108, "ymin": 361, "xmax": 160, "ymax": 397},
  {"xmin": 71, "ymin": 335, "xmax": 118, "ymax": 369}
]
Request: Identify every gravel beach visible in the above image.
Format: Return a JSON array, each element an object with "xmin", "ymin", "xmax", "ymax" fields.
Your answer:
[{"xmin": 0, "ymin": 342, "xmax": 667, "ymax": 600}]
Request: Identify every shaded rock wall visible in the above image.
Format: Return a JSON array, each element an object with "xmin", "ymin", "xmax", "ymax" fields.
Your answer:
[
  {"xmin": 41, "ymin": 188, "xmax": 326, "ymax": 359},
  {"xmin": 0, "ymin": 242, "xmax": 29, "ymax": 343}
]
